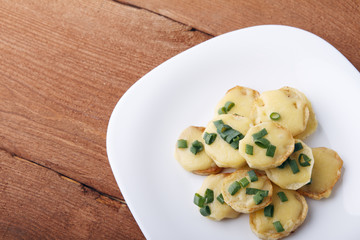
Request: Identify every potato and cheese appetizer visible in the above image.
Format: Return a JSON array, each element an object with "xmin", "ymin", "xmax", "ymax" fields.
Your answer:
[
  {"xmin": 298, "ymin": 147, "xmax": 343, "ymax": 200},
  {"xmin": 175, "ymin": 126, "xmax": 222, "ymax": 175},
  {"xmin": 265, "ymin": 140, "xmax": 314, "ymax": 190},
  {"xmin": 239, "ymin": 122, "xmax": 294, "ymax": 170},
  {"xmin": 214, "ymin": 86, "xmax": 260, "ymax": 118},
  {"xmin": 251, "ymin": 87, "xmax": 309, "ymax": 136},
  {"xmin": 221, "ymin": 170, "xmax": 273, "ymax": 213},
  {"xmin": 203, "ymin": 114, "xmax": 252, "ymax": 168},
  {"xmin": 194, "ymin": 174, "xmax": 240, "ymax": 220},
  {"xmin": 249, "ymin": 185, "xmax": 308, "ymax": 240}
]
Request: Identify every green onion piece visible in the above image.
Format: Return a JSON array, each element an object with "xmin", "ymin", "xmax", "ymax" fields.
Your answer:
[
  {"xmin": 239, "ymin": 177, "xmax": 250, "ymax": 188},
  {"xmin": 264, "ymin": 204, "xmax": 274, "ymax": 217},
  {"xmin": 307, "ymin": 178, "xmax": 312, "ymax": 185},
  {"xmin": 277, "ymin": 159, "xmax": 288, "ymax": 169},
  {"xmin": 270, "ymin": 112, "xmax": 281, "ymax": 120},
  {"xmin": 177, "ymin": 139, "xmax": 188, "ymax": 148},
  {"xmin": 254, "ymin": 138, "xmax": 270, "ymax": 149},
  {"xmin": 218, "ymin": 106, "xmax": 227, "ymax": 115},
  {"xmin": 252, "ymin": 128, "xmax": 268, "ymax": 140},
  {"xmin": 248, "ymin": 170, "xmax": 258, "ymax": 182},
  {"xmin": 228, "ymin": 181, "xmax": 241, "ymax": 195},
  {"xmin": 225, "ymin": 101, "xmax": 235, "ymax": 111},
  {"xmin": 213, "ymin": 120, "xmax": 224, "ymax": 129},
  {"xmin": 204, "ymin": 188, "xmax": 214, "ymax": 204},
  {"xmin": 246, "ymin": 188, "xmax": 269, "ymax": 197},
  {"xmin": 298, "ymin": 153, "xmax": 311, "ymax": 167},
  {"xmin": 223, "ymin": 129, "xmax": 241, "ymax": 143},
  {"xmin": 193, "ymin": 193, "xmax": 205, "ymax": 207},
  {"xmin": 277, "ymin": 192, "xmax": 288, "ymax": 202},
  {"xmin": 289, "ymin": 159, "xmax": 300, "ymax": 174},
  {"xmin": 245, "ymin": 144, "xmax": 253, "ymax": 155},
  {"xmin": 190, "ymin": 140, "xmax": 204, "ymax": 155},
  {"xmin": 230, "ymin": 139, "xmax": 240, "ymax": 149},
  {"xmin": 273, "ymin": 221, "xmax": 285, "ymax": 232},
  {"xmin": 216, "ymin": 193, "xmax": 225, "ymax": 204},
  {"xmin": 253, "ymin": 191, "xmax": 265, "ymax": 205},
  {"xmin": 200, "ymin": 205, "xmax": 211, "ymax": 216},
  {"xmin": 266, "ymin": 144, "xmax": 276, "ymax": 157},
  {"xmin": 203, "ymin": 132, "xmax": 217, "ymax": 145},
  {"xmin": 294, "ymin": 142, "xmax": 303, "ymax": 152}
]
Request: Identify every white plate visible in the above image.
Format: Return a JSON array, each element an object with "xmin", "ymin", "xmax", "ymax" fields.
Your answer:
[{"xmin": 107, "ymin": 25, "xmax": 360, "ymax": 239}]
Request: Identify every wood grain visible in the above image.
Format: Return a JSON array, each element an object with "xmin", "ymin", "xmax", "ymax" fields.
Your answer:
[
  {"xmin": 121, "ymin": 0, "xmax": 360, "ymax": 71},
  {"xmin": 0, "ymin": 0, "xmax": 210, "ymax": 199},
  {"xmin": 0, "ymin": 150, "xmax": 144, "ymax": 239}
]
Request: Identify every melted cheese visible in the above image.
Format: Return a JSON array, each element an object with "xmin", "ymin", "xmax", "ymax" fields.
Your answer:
[
  {"xmin": 174, "ymin": 126, "xmax": 215, "ymax": 171},
  {"xmin": 214, "ymin": 86, "xmax": 259, "ymax": 118},
  {"xmin": 299, "ymin": 147, "xmax": 343, "ymax": 199},
  {"xmin": 197, "ymin": 174, "xmax": 240, "ymax": 220},
  {"xmin": 239, "ymin": 122, "xmax": 294, "ymax": 170},
  {"xmin": 295, "ymin": 94, "xmax": 318, "ymax": 140},
  {"xmin": 204, "ymin": 114, "xmax": 252, "ymax": 168},
  {"xmin": 252, "ymin": 87, "xmax": 309, "ymax": 136},
  {"xmin": 265, "ymin": 139, "xmax": 314, "ymax": 190}
]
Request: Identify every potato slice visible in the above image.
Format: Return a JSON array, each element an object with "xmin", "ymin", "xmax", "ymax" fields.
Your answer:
[
  {"xmin": 251, "ymin": 87, "xmax": 309, "ymax": 136},
  {"xmin": 295, "ymin": 95, "xmax": 318, "ymax": 140},
  {"xmin": 298, "ymin": 147, "xmax": 343, "ymax": 199},
  {"xmin": 203, "ymin": 114, "xmax": 252, "ymax": 168},
  {"xmin": 249, "ymin": 185, "xmax": 308, "ymax": 240},
  {"xmin": 239, "ymin": 122, "xmax": 294, "ymax": 170},
  {"xmin": 196, "ymin": 173, "xmax": 240, "ymax": 221},
  {"xmin": 174, "ymin": 126, "xmax": 221, "ymax": 175},
  {"xmin": 265, "ymin": 140, "xmax": 314, "ymax": 190},
  {"xmin": 221, "ymin": 169, "xmax": 273, "ymax": 213},
  {"xmin": 214, "ymin": 86, "xmax": 260, "ymax": 118}
]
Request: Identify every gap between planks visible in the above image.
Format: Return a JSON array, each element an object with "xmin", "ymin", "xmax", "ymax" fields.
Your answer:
[{"xmin": 0, "ymin": 147, "xmax": 126, "ymax": 206}]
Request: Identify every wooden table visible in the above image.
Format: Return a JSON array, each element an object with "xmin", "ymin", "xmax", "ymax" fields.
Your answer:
[{"xmin": 1, "ymin": 0, "xmax": 359, "ymax": 239}]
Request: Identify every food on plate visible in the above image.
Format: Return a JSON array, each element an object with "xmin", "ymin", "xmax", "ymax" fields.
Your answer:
[
  {"xmin": 239, "ymin": 122, "xmax": 295, "ymax": 170},
  {"xmin": 214, "ymin": 86, "xmax": 260, "ymax": 118},
  {"xmin": 203, "ymin": 114, "xmax": 252, "ymax": 168},
  {"xmin": 175, "ymin": 126, "xmax": 222, "ymax": 175},
  {"xmin": 249, "ymin": 185, "xmax": 308, "ymax": 240},
  {"xmin": 265, "ymin": 140, "xmax": 314, "ymax": 190},
  {"xmin": 294, "ymin": 93, "xmax": 318, "ymax": 140},
  {"xmin": 298, "ymin": 147, "xmax": 343, "ymax": 199},
  {"xmin": 251, "ymin": 87, "xmax": 310, "ymax": 136},
  {"xmin": 221, "ymin": 169, "xmax": 273, "ymax": 213},
  {"xmin": 194, "ymin": 173, "xmax": 240, "ymax": 220}
]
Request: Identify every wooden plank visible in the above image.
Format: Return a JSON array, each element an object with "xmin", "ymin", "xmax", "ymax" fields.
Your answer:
[
  {"xmin": 121, "ymin": 0, "xmax": 360, "ymax": 71},
  {"xmin": 0, "ymin": 0, "xmax": 210, "ymax": 198},
  {"xmin": 0, "ymin": 150, "xmax": 144, "ymax": 239}
]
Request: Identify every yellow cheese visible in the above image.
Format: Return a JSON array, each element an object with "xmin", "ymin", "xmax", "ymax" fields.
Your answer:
[
  {"xmin": 214, "ymin": 86, "xmax": 259, "ymax": 118},
  {"xmin": 204, "ymin": 114, "xmax": 252, "ymax": 168},
  {"xmin": 197, "ymin": 174, "xmax": 240, "ymax": 221}
]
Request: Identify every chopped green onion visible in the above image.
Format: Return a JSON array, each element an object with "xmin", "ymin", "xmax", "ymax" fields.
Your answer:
[
  {"xmin": 298, "ymin": 153, "xmax": 311, "ymax": 167},
  {"xmin": 264, "ymin": 204, "xmax": 274, "ymax": 217},
  {"xmin": 277, "ymin": 159, "xmax": 288, "ymax": 169},
  {"xmin": 200, "ymin": 205, "xmax": 211, "ymax": 216},
  {"xmin": 277, "ymin": 192, "xmax": 288, "ymax": 202},
  {"xmin": 219, "ymin": 124, "xmax": 232, "ymax": 133},
  {"xmin": 216, "ymin": 193, "xmax": 225, "ymax": 204},
  {"xmin": 228, "ymin": 181, "xmax": 241, "ymax": 195},
  {"xmin": 218, "ymin": 107, "xmax": 227, "ymax": 115},
  {"xmin": 213, "ymin": 120, "xmax": 224, "ymax": 129},
  {"xmin": 239, "ymin": 177, "xmax": 250, "ymax": 188},
  {"xmin": 266, "ymin": 144, "xmax": 276, "ymax": 157},
  {"xmin": 248, "ymin": 170, "xmax": 258, "ymax": 182},
  {"xmin": 252, "ymin": 128, "xmax": 268, "ymax": 140},
  {"xmin": 246, "ymin": 188, "xmax": 269, "ymax": 197},
  {"xmin": 203, "ymin": 132, "xmax": 217, "ymax": 145},
  {"xmin": 225, "ymin": 101, "xmax": 235, "ymax": 111},
  {"xmin": 204, "ymin": 188, "xmax": 214, "ymax": 204},
  {"xmin": 307, "ymin": 178, "xmax": 312, "ymax": 185},
  {"xmin": 270, "ymin": 112, "xmax": 281, "ymax": 120},
  {"xmin": 273, "ymin": 221, "xmax": 285, "ymax": 232},
  {"xmin": 193, "ymin": 193, "xmax": 205, "ymax": 207},
  {"xmin": 294, "ymin": 142, "xmax": 303, "ymax": 152},
  {"xmin": 177, "ymin": 139, "xmax": 188, "ymax": 148},
  {"xmin": 289, "ymin": 159, "xmax": 300, "ymax": 174},
  {"xmin": 245, "ymin": 144, "xmax": 253, "ymax": 155},
  {"xmin": 214, "ymin": 120, "xmax": 243, "ymax": 149},
  {"xmin": 190, "ymin": 140, "xmax": 204, "ymax": 155},
  {"xmin": 254, "ymin": 138, "xmax": 270, "ymax": 149},
  {"xmin": 223, "ymin": 129, "xmax": 241, "ymax": 143},
  {"xmin": 253, "ymin": 191, "xmax": 265, "ymax": 205},
  {"xmin": 230, "ymin": 139, "xmax": 240, "ymax": 149}
]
